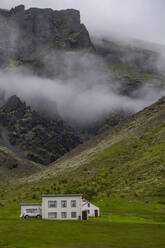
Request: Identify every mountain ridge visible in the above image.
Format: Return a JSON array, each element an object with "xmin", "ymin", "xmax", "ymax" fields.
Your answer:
[{"xmin": 0, "ymin": 5, "xmax": 93, "ymax": 69}]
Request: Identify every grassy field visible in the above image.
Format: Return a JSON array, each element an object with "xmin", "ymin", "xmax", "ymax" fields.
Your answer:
[
  {"xmin": 0, "ymin": 199, "xmax": 165, "ymax": 248},
  {"xmin": 0, "ymin": 219, "xmax": 165, "ymax": 248}
]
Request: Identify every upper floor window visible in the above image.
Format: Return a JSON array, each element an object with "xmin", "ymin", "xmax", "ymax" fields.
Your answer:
[
  {"xmin": 88, "ymin": 203, "xmax": 90, "ymax": 207},
  {"xmin": 61, "ymin": 200, "xmax": 67, "ymax": 208},
  {"xmin": 48, "ymin": 201, "xmax": 57, "ymax": 208},
  {"xmin": 71, "ymin": 200, "xmax": 76, "ymax": 208}
]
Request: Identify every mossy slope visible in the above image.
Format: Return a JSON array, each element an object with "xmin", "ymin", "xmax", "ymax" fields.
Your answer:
[{"xmin": 1, "ymin": 97, "xmax": 165, "ymax": 203}]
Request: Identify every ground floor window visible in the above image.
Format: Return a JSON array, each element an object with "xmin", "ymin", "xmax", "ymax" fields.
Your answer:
[
  {"xmin": 61, "ymin": 212, "xmax": 67, "ymax": 218},
  {"xmin": 71, "ymin": 212, "xmax": 77, "ymax": 218},
  {"xmin": 88, "ymin": 210, "xmax": 90, "ymax": 214},
  {"xmin": 48, "ymin": 212, "xmax": 57, "ymax": 218}
]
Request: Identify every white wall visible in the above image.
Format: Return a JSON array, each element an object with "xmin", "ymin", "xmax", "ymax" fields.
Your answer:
[{"xmin": 42, "ymin": 195, "xmax": 82, "ymax": 220}]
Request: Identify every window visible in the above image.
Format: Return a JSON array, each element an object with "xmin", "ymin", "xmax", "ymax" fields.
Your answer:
[
  {"xmin": 48, "ymin": 201, "xmax": 57, "ymax": 208},
  {"xmin": 26, "ymin": 209, "xmax": 37, "ymax": 213},
  {"xmin": 88, "ymin": 203, "xmax": 90, "ymax": 207},
  {"xmin": 48, "ymin": 212, "xmax": 57, "ymax": 218},
  {"xmin": 61, "ymin": 212, "xmax": 67, "ymax": 218},
  {"xmin": 61, "ymin": 200, "xmax": 67, "ymax": 208},
  {"xmin": 88, "ymin": 210, "xmax": 90, "ymax": 214},
  {"xmin": 71, "ymin": 200, "xmax": 76, "ymax": 208},
  {"xmin": 71, "ymin": 212, "xmax": 77, "ymax": 218}
]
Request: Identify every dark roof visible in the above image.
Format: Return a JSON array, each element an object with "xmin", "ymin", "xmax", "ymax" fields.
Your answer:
[
  {"xmin": 21, "ymin": 203, "xmax": 41, "ymax": 206},
  {"xmin": 42, "ymin": 194, "xmax": 82, "ymax": 197}
]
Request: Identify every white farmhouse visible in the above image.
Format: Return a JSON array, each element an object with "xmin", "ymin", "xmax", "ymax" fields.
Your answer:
[
  {"xmin": 82, "ymin": 199, "xmax": 100, "ymax": 217},
  {"xmin": 42, "ymin": 194, "xmax": 86, "ymax": 220},
  {"xmin": 20, "ymin": 194, "xmax": 100, "ymax": 220}
]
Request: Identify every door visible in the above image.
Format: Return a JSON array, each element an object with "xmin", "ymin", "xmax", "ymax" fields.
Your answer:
[
  {"xmin": 95, "ymin": 209, "xmax": 98, "ymax": 217},
  {"xmin": 82, "ymin": 211, "xmax": 87, "ymax": 220}
]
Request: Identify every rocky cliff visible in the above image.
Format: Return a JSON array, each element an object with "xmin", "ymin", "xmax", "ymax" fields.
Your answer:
[
  {"xmin": 0, "ymin": 5, "xmax": 93, "ymax": 68},
  {"xmin": 0, "ymin": 95, "xmax": 81, "ymax": 165}
]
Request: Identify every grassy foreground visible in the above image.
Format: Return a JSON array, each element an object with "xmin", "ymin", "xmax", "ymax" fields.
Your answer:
[
  {"xmin": 0, "ymin": 199, "xmax": 165, "ymax": 248},
  {"xmin": 0, "ymin": 219, "xmax": 165, "ymax": 248}
]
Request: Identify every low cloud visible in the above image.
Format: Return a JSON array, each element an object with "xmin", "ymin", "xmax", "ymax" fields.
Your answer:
[{"xmin": 0, "ymin": 51, "xmax": 164, "ymax": 127}]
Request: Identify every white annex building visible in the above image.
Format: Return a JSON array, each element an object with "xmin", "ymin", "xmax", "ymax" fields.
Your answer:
[
  {"xmin": 20, "ymin": 194, "xmax": 100, "ymax": 220},
  {"xmin": 82, "ymin": 198, "xmax": 100, "ymax": 217}
]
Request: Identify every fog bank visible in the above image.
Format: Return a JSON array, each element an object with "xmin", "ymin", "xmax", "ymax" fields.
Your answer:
[{"xmin": 0, "ymin": 51, "xmax": 164, "ymax": 126}]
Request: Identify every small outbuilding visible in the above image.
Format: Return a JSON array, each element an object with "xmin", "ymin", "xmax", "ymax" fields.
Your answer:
[{"xmin": 82, "ymin": 199, "xmax": 100, "ymax": 217}]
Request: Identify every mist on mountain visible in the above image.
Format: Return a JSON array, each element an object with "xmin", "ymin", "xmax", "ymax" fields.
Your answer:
[
  {"xmin": 0, "ymin": 50, "xmax": 165, "ymax": 127},
  {"xmin": 0, "ymin": 3, "xmax": 164, "ymax": 131}
]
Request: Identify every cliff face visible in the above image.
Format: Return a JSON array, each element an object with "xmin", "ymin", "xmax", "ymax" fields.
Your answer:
[
  {"xmin": 0, "ymin": 5, "xmax": 93, "ymax": 67},
  {"xmin": 0, "ymin": 95, "xmax": 81, "ymax": 165}
]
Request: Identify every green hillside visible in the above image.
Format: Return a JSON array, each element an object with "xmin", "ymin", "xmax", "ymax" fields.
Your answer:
[{"xmin": 1, "ymin": 96, "xmax": 165, "ymax": 205}]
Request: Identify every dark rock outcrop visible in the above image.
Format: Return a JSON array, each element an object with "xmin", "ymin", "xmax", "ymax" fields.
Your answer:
[
  {"xmin": 0, "ymin": 5, "xmax": 93, "ymax": 68},
  {"xmin": 0, "ymin": 95, "xmax": 81, "ymax": 165}
]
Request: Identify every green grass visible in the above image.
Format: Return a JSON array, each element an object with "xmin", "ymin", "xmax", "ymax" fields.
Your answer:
[
  {"xmin": 0, "ymin": 217, "xmax": 165, "ymax": 248},
  {"xmin": 1, "ymin": 187, "xmax": 165, "ymax": 248},
  {"xmin": 0, "ymin": 203, "xmax": 165, "ymax": 248},
  {"xmin": 90, "ymin": 214, "xmax": 163, "ymax": 225}
]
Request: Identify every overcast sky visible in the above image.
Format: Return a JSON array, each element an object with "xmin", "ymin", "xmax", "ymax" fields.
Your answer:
[{"xmin": 0, "ymin": 0, "xmax": 165, "ymax": 45}]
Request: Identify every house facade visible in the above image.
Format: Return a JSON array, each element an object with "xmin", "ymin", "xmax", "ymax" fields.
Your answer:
[
  {"xmin": 20, "ymin": 194, "xmax": 99, "ymax": 220},
  {"xmin": 42, "ymin": 194, "xmax": 84, "ymax": 220}
]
